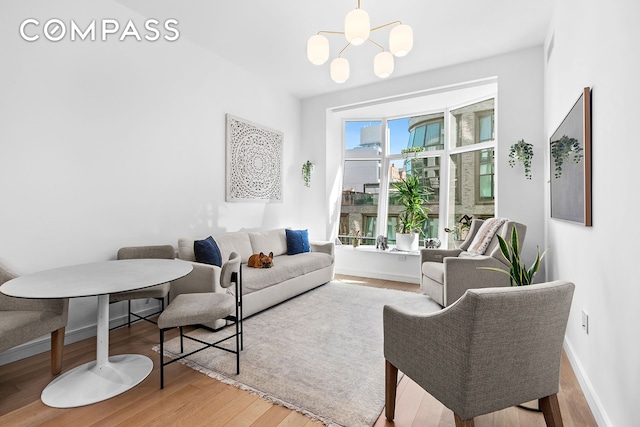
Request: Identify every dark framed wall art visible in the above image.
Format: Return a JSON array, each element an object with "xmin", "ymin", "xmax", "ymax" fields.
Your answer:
[{"xmin": 550, "ymin": 87, "xmax": 592, "ymax": 226}]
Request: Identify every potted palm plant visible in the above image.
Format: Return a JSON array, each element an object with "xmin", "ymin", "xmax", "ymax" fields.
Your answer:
[{"xmin": 392, "ymin": 176, "xmax": 430, "ymax": 251}]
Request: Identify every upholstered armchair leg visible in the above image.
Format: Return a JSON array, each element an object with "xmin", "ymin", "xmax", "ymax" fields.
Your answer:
[
  {"xmin": 540, "ymin": 394, "xmax": 564, "ymax": 427},
  {"xmin": 385, "ymin": 360, "xmax": 398, "ymax": 420},
  {"xmin": 454, "ymin": 414, "xmax": 475, "ymax": 427},
  {"xmin": 50, "ymin": 327, "xmax": 65, "ymax": 375}
]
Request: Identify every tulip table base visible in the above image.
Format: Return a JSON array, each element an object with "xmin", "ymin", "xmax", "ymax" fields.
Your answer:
[
  {"xmin": 41, "ymin": 294, "xmax": 152, "ymax": 408},
  {"xmin": 41, "ymin": 354, "xmax": 153, "ymax": 408}
]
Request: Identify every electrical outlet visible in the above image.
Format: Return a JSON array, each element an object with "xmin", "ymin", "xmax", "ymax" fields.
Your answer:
[
  {"xmin": 398, "ymin": 255, "xmax": 406, "ymax": 261},
  {"xmin": 581, "ymin": 310, "xmax": 589, "ymax": 334}
]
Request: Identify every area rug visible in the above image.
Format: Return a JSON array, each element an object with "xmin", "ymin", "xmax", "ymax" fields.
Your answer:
[{"xmin": 153, "ymin": 281, "xmax": 441, "ymax": 427}]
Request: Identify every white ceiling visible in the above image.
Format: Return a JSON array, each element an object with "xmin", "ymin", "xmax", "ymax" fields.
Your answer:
[{"xmin": 117, "ymin": 0, "xmax": 555, "ymax": 99}]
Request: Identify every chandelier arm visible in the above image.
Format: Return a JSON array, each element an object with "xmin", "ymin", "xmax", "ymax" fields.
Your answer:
[
  {"xmin": 370, "ymin": 21, "xmax": 402, "ymax": 32},
  {"xmin": 318, "ymin": 30, "xmax": 345, "ymax": 36},
  {"xmin": 337, "ymin": 44, "xmax": 352, "ymax": 58},
  {"xmin": 366, "ymin": 38, "xmax": 385, "ymax": 52}
]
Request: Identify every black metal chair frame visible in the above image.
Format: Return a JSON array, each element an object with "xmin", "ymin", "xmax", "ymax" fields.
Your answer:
[
  {"xmin": 110, "ymin": 293, "xmax": 169, "ymax": 330},
  {"xmin": 159, "ymin": 267, "xmax": 243, "ymax": 389}
]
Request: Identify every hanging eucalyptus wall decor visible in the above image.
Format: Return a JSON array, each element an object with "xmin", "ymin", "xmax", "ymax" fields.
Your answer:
[
  {"xmin": 508, "ymin": 139, "xmax": 534, "ymax": 179},
  {"xmin": 302, "ymin": 160, "xmax": 314, "ymax": 187},
  {"xmin": 550, "ymin": 135, "xmax": 583, "ymax": 178}
]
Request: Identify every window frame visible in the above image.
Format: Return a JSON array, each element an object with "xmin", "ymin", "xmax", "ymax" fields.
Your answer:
[
  {"xmin": 475, "ymin": 148, "xmax": 496, "ymax": 204},
  {"xmin": 476, "ymin": 110, "xmax": 495, "ymax": 143},
  {"xmin": 339, "ymin": 94, "xmax": 497, "ymax": 245}
]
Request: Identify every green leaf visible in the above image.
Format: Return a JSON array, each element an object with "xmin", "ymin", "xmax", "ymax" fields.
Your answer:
[
  {"xmin": 527, "ymin": 249, "xmax": 541, "ymax": 277},
  {"xmin": 478, "ymin": 267, "xmax": 510, "ymax": 276},
  {"xmin": 510, "ymin": 226, "xmax": 520, "ymax": 257},
  {"xmin": 496, "ymin": 235, "xmax": 510, "ymax": 262},
  {"xmin": 478, "ymin": 223, "xmax": 547, "ymax": 286}
]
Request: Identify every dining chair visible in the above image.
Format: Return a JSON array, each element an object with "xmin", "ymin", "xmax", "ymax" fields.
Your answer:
[
  {"xmin": 0, "ymin": 261, "xmax": 69, "ymax": 375},
  {"xmin": 158, "ymin": 252, "xmax": 243, "ymax": 388},
  {"xmin": 109, "ymin": 245, "xmax": 175, "ymax": 327}
]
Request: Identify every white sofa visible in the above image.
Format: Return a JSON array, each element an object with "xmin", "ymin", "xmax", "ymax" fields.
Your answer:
[{"xmin": 171, "ymin": 228, "xmax": 335, "ymax": 328}]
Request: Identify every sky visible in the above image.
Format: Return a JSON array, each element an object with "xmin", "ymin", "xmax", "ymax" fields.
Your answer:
[{"xmin": 344, "ymin": 118, "xmax": 411, "ymax": 155}]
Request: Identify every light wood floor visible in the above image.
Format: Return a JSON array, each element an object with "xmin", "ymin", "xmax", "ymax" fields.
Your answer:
[{"xmin": 0, "ymin": 275, "xmax": 597, "ymax": 426}]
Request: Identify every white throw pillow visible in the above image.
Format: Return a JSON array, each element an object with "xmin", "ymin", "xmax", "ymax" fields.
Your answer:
[
  {"xmin": 248, "ymin": 228, "xmax": 288, "ymax": 257},
  {"xmin": 467, "ymin": 218, "xmax": 508, "ymax": 255},
  {"xmin": 177, "ymin": 237, "xmax": 196, "ymax": 261}
]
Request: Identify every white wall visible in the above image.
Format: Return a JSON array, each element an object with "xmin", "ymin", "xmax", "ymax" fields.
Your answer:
[
  {"xmin": 335, "ymin": 247, "xmax": 421, "ymax": 285},
  {"xmin": 301, "ymin": 47, "xmax": 546, "ymax": 279},
  {"xmin": 544, "ymin": 1, "xmax": 640, "ymax": 426},
  {"xmin": 0, "ymin": 1, "xmax": 303, "ymax": 363}
]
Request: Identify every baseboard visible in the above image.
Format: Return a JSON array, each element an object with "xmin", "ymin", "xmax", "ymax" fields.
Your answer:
[
  {"xmin": 563, "ymin": 338, "xmax": 611, "ymax": 427},
  {"xmin": 0, "ymin": 306, "xmax": 161, "ymax": 367},
  {"xmin": 335, "ymin": 267, "xmax": 420, "ymax": 285}
]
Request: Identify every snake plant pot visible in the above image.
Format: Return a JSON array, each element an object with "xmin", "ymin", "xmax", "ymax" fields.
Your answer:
[{"xmin": 396, "ymin": 232, "xmax": 419, "ymax": 251}]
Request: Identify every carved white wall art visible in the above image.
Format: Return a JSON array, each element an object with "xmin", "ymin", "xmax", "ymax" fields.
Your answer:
[{"xmin": 226, "ymin": 114, "xmax": 283, "ymax": 202}]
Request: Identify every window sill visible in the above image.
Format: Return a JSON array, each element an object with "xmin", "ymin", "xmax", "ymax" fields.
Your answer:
[{"xmin": 335, "ymin": 245, "xmax": 421, "ymax": 256}]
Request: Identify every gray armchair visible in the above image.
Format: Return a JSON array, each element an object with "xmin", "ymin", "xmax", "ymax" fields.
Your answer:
[
  {"xmin": 0, "ymin": 262, "xmax": 69, "ymax": 375},
  {"xmin": 384, "ymin": 280, "xmax": 575, "ymax": 427},
  {"xmin": 421, "ymin": 218, "xmax": 526, "ymax": 306}
]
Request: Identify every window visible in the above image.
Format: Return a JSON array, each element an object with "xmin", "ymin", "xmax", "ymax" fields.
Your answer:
[
  {"xmin": 340, "ymin": 97, "xmax": 496, "ymax": 249},
  {"xmin": 450, "ymin": 149, "xmax": 495, "ymax": 214},
  {"xmin": 451, "ymin": 99, "xmax": 495, "ymax": 148},
  {"xmin": 385, "ymin": 156, "xmax": 440, "ymax": 244},
  {"xmin": 477, "ymin": 111, "xmax": 494, "ymax": 142},
  {"xmin": 403, "ymin": 157, "xmax": 441, "ymax": 203},
  {"xmin": 418, "ymin": 118, "xmax": 445, "ymax": 151},
  {"xmin": 450, "ymin": 154, "xmax": 462, "ymax": 204},
  {"xmin": 340, "ymin": 121, "xmax": 382, "ymax": 245},
  {"xmin": 361, "ymin": 215, "xmax": 399, "ymax": 245},
  {"xmin": 477, "ymin": 148, "xmax": 495, "ymax": 202}
]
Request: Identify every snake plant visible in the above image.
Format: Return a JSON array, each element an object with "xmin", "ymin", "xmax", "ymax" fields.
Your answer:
[{"xmin": 481, "ymin": 226, "xmax": 546, "ymax": 286}]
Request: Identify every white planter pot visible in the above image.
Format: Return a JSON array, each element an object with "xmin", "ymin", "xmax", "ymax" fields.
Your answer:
[{"xmin": 396, "ymin": 232, "xmax": 419, "ymax": 251}]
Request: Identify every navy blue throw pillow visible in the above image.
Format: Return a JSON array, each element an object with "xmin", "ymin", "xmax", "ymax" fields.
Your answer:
[
  {"xmin": 194, "ymin": 236, "xmax": 222, "ymax": 267},
  {"xmin": 286, "ymin": 229, "xmax": 310, "ymax": 255}
]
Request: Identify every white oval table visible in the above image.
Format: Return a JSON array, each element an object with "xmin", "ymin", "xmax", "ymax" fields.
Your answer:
[{"xmin": 0, "ymin": 259, "xmax": 192, "ymax": 408}]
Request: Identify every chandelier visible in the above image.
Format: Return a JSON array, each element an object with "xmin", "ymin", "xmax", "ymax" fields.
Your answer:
[{"xmin": 306, "ymin": 0, "xmax": 413, "ymax": 83}]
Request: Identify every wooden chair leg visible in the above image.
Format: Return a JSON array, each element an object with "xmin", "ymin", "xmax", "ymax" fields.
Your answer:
[
  {"xmin": 454, "ymin": 414, "xmax": 475, "ymax": 427},
  {"xmin": 540, "ymin": 394, "xmax": 564, "ymax": 427},
  {"xmin": 385, "ymin": 360, "xmax": 398, "ymax": 420},
  {"xmin": 50, "ymin": 327, "xmax": 65, "ymax": 375}
]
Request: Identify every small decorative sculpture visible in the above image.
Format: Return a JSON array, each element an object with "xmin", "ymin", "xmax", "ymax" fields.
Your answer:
[
  {"xmin": 376, "ymin": 235, "xmax": 389, "ymax": 250},
  {"xmin": 351, "ymin": 230, "xmax": 361, "ymax": 247},
  {"xmin": 424, "ymin": 238, "xmax": 441, "ymax": 249}
]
